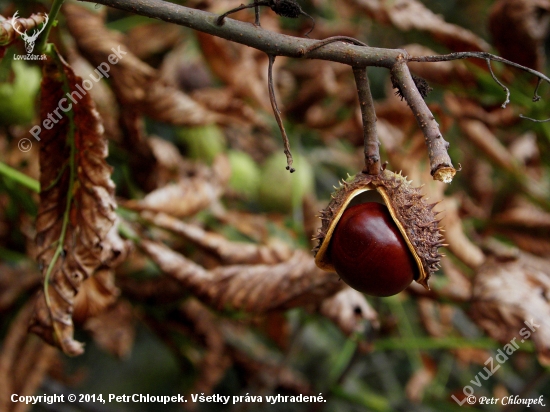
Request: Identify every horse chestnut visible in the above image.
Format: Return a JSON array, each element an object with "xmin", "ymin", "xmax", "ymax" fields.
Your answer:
[
  {"xmin": 328, "ymin": 202, "xmax": 418, "ymax": 296},
  {"xmin": 313, "ymin": 170, "xmax": 445, "ymax": 295}
]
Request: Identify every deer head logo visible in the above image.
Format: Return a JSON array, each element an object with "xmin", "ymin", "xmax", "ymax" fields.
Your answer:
[{"xmin": 11, "ymin": 11, "xmax": 49, "ymax": 54}]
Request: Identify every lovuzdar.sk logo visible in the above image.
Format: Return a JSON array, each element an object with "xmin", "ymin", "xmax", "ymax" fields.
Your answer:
[{"xmin": 10, "ymin": 11, "xmax": 48, "ymax": 61}]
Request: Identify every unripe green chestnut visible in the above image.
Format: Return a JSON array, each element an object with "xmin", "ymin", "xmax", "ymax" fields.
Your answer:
[
  {"xmin": 328, "ymin": 202, "xmax": 418, "ymax": 296},
  {"xmin": 313, "ymin": 170, "xmax": 446, "ymax": 296}
]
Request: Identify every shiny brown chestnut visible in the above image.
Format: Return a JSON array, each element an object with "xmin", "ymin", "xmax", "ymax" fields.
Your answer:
[
  {"xmin": 328, "ymin": 202, "xmax": 418, "ymax": 296},
  {"xmin": 313, "ymin": 170, "xmax": 446, "ymax": 296}
]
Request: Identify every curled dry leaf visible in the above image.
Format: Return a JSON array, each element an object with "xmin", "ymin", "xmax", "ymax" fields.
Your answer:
[
  {"xmin": 458, "ymin": 119, "xmax": 520, "ymax": 174},
  {"xmin": 63, "ymin": 4, "xmax": 223, "ymax": 126},
  {"xmin": 0, "ymin": 303, "xmax": 57, "ymax": 412},
  {"xmin": 29, "ymin": 52, "xmax": 127, "ymax": 356},
  {"xmin": 493, "ymin": 203, "xmax": 550, "ymax": 257},
  {"xmin": 140, "ymin": 240, "xmax": 343, "ymax": 312},
  {"xmin": 66, "ymin": 47, "xmax": 122, "ymax": 143},
  {"xmin": 142, "ymin": 211, "xmax": 292, "ymax": 265},
  {"xmin": 123, "ymin": 155, "xmax": 230, "ymax": 218},
  {"xmin": 191, "ymin": 88, "xmax": 266, "ymax": 128},
  {"xmin": 319, "ymin": 286, "xmax": 379, "ymax": 336},
  {"xmin": 195, "ymin": 31, "xmax": 272, "ymax": 110},
  {"xmin": 221, "ymin": 322, "xmax": 312, "ymax": 396},
  {"xmin": 489, "ymin": 0, "xmax": 550, "ymax": 71},
  {"xmin": 125, "ymin": 22, "xmax": 182, "ymax": 61},
  {"xmin": 348, "ymin": 0, "xmax": 490, "ymax": 52},
  {"xmin": 147, "ymin": 136, "xmax": 190, "ymax": 186},
  {"xmin": 178, "ymin": 299, "xmax": 231, "ymax": 395},
  {"xmin": 84, "ymin": 300, "xmax": 135, "ymax": 359},
  {"xmin": 211, "ymin": 208, "xmax": 271, "ymax": 243},
  {"xmin": 470, "ymin": 253, "xmax": 550, "ymax": 365},
  {"xmin": 72, "ymin": 267, "xmax": 119, "ymax": 324},
  {"xmin": 444, "ymin": 94, "xmax": 518, "ymax": 128}
]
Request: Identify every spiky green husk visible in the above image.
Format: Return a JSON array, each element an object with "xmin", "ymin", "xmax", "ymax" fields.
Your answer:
[{"xmin": 313, "ymin": 170, "xmax": 444, "ymax": 289}]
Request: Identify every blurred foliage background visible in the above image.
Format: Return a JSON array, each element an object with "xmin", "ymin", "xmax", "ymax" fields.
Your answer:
[{"xmin": 1, "ymin": 0, "xmax": 550, "ymax": 411}]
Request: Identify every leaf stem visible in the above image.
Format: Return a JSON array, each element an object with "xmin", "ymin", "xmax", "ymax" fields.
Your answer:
[
  {"xmin": 42, "ymin": 48, "xmax": 77, "ymax": 339},
  {"xmin": 37, "ymin": 0, "xmax": 65, "ymax": 54}
]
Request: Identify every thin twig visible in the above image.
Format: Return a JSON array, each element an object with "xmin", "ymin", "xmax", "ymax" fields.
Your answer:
[
  {"xmin": 254, "ymin": 0, "xmax": 260, "ymax": 26},
  {"xmin": 300, "ymin": 11, "xmax": 315, "ymax": 38},
  {"xmin": 533, "ymin": 78, "xmax": 543, "ymax": 102},
  {"xmin": 303, "ymin": 36, "xmax": 368, "ymax": 55},
  {"xmin": 408, "ymin": 51, "xmax": 550, "ymax": 87},
  {"xmin": 267, "ymin": 54, "xmax": 294, "ymax": 172},
  {"xmin": 519, "ymin": 114, "xmax": 550, "ymax": 123},
  {"xmin": 486, "ymin": 58, "xmax": 510, "ymax": 109},
  {"xmin": 216, "ymin": 0, "xmax": 315, "ymax": 36},
  {"xmin": 391, "ymin": 60, "xmax": 456, "ymax": 182},
  {"xmin": 216, "ymin": 1, "xmax": 269, "ymax": 26},
  {"xmin": 352, "ymin": 66, "xmax": 380, "ymax": 175}
]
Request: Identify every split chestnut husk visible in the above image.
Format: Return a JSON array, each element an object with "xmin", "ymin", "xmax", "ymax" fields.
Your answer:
[{"xmin": 313, "ymin": 169, "xmax": 445, "ymax": 296}]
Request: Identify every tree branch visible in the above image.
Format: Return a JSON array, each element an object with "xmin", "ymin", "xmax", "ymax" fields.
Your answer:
[
  {"xmin": 76, "ymin": 0, "xmax": 476, "ymax": 183},
  {"xmin": 352, "ymin": 67, "xmax": 380, "ymax": 175},
  {"xmin": 391, "ymin": 60, "xmax": 456, "ymax": 182},
  {"xmin": 79, "ymin": 0, "xmax": 403, "ymax": 66}
]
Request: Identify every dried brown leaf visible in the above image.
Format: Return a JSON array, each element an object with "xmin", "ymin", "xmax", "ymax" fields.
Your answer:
[
  {"xmin": 126, "ymin": 22, "xmax": 182, "ymax": 60},
  {"xmin": 459, "ymin": 119, "xmax": 521, "ymax": 173},
  {"xmin": 490, "ymin": 0, "xmax": 550, "ymax": 71},
  {"xmin": 66, "ymin": 47, "xmax": 122, "ymax": 143},
  {"xmin": 63, "ymin": 4, "xmax": 223, "ymax": 126},
  {"xmin": 142, "ymin": 212, "xmax": 292, "ymax": 265},
  {"xmin": 319, "ymin": 287, "xmax": 379, "ymax": 336},
  {"xmin": 123, "ymin": 155, "xmax": 230, "ymax": 218},
  {"xmin": 140, "ymin": 240, "xmax": 343, "ymax": 312},
  {"xmin": 29, "ymin": 52, "xmax": 127, "ymax": 356},
  {"xmin": 470, "ymin": 253, "xmax": 550, "ymax": 365},
  {"xmin": 147, "ymin": 136, "xmax": 190, "ymax": 186},
  {"xmin": 444, "ymin": 94, "xmax": 518, "ymax": 128},
  {"xmin": 179, "ymin": 299, "xmax": 231, "ymax": 395},
  {"xmin": 221, "ymin": 322, "xmax": 312, "ymax": 395},
  {"xmin": 196, "ymin": 31, "xmax": 272, "ymax": 110},
  {"xmin": 349, "ymin": 0, "xmax": 490, "ymax": 52},
  {"xmin": 84, "ymin": 300, "xmax": 135, "ymax": 359},
  {"xmin": 212, "ymin": 208, "xmax": 271, "ymax": 243},
  {"xmin": 0, "ymin": 303, "xmax": 57, "ymax": 412},
  {"xmin": 190, "ymin": 88, "xmax": 265, "ymax": 127},
  {"xmin": 440, "ymin": 197, "xmax": 486, "ymax": 270},
  {"xmin": 493, "ymin": 203, "xmax": 550, "ymax": 257},
  {"xmin": 72, "ymin": 267, "xmax": 119, "ymax": 324},
  {"xmin": 0, "ymin": 263, "xmax": 40, "ymax": 312}
]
